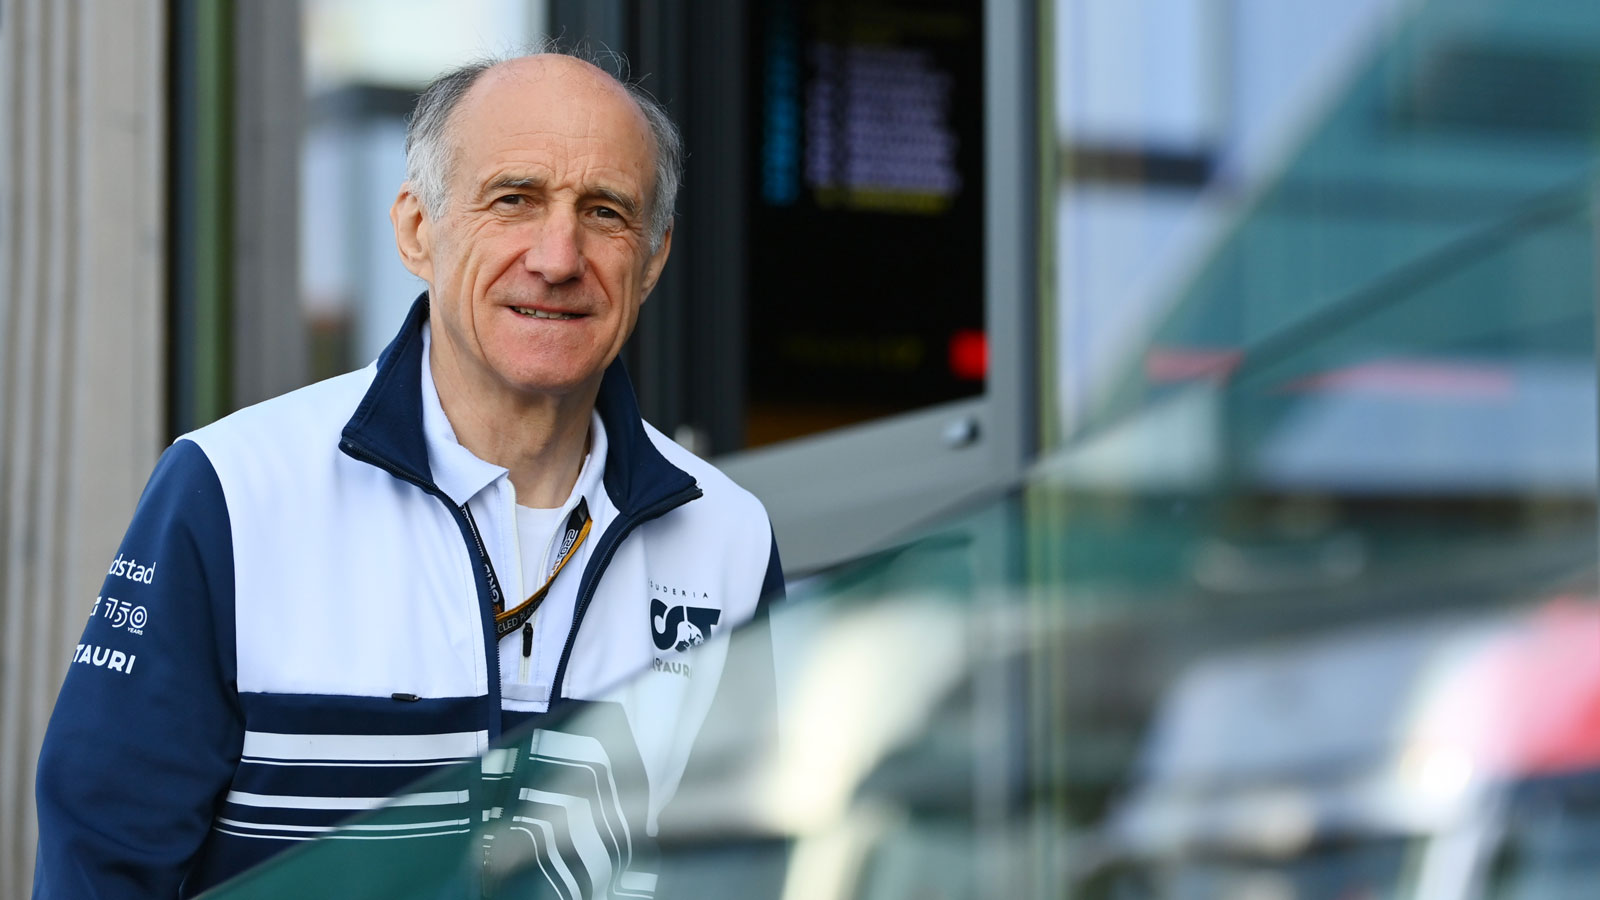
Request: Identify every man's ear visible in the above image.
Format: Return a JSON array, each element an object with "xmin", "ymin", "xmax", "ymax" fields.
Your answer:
[
  {"xmin": 639, "ymin": 224, "xmax": 673, "ymax": 302},
  {"xmin": 391, "ymin": 185, "xmax": 434, "ymax": 282}
]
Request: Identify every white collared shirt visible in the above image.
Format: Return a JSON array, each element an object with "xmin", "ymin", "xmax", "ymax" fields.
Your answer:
[{"xmin": 418, "ymin": 324, "xmax": 608, "ymax": 712}]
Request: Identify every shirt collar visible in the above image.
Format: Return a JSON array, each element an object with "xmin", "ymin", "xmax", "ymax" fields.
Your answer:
[
  {"xmin": 419, "ymin": 322, "xmax": 608, "ymax": 510},
  {"xmin": 342, "ymin": 293, "xmax": 697, "ymax": 517}
]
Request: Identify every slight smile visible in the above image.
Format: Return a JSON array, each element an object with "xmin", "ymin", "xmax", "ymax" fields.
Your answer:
[{"xmin": 511, "ymin": 307, "xmax": 585, "ymax": 320}]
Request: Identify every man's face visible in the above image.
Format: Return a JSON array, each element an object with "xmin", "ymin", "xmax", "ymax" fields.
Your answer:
[{"xmin": 394, "ymin": 57, "xmax": 671, "ymax": 401}]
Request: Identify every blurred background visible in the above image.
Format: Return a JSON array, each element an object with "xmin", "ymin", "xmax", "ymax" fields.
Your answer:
[{"xmin": 4, "ymin": 0, "xmax": 1600, "ymax": 897}]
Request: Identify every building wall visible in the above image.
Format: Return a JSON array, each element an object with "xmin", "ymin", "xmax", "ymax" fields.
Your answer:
[{"xmin": 0, "ymin": 2, "xmax": 168, "ymax": 895}]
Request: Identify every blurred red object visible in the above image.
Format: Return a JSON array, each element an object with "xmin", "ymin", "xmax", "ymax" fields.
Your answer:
[
  {"xmin": 1413, "ymin": 597, "xmax": 1600, "ymax": 781},
  {"xmin": 949, "ymin": 330, "xmax": 987, "ymax": 381}
]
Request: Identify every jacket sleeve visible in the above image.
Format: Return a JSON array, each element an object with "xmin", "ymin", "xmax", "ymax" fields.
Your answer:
[
  {"xmin": 34, "ymin": 439, "xmax": 243, "ymax": 899},
  {"xmin": 759, "ymin": 533, "xmax": 786, "ymax": 612},
  {"xmin": 655, "ymin": 534, "xmax": 786, "ymax": 898},
  {"xmin": 711, "ymin": 533, "xmax": 783, "ymax": 748}
]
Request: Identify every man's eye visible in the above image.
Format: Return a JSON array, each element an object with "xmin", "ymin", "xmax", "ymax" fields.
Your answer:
[
  {"xmin": 594, "ymin": 206, "xmax": 619, "ymax": 219},
  {"xmin": 494, "ymin": 195, "xmax": 524, "ymax": 207}
]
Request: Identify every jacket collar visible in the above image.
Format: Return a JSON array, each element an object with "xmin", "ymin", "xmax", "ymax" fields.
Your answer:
[{"xmin": 341, "ymin": 292, "xmax": 697, "ymax": 516}]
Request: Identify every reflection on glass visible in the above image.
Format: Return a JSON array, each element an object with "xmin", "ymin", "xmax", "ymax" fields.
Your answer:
[{"xmin": 215, "ymin": 0, "xmax": 1600, "ymax": 896}]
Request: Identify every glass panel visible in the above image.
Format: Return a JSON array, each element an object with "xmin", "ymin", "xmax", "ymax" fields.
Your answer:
[
  {"xmin": 1072, "ymin": 0, "xmax": 1600, "ymax": 450},
  {"xmin": 211, "ymin": 0, "xmax": 1600, "ymax": 897}
]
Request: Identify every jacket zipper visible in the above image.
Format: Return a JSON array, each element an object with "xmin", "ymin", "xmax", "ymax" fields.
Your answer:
[
  {"xmin": 456, "ymin": 497, "xmax": 508, "ymax": 727},
  {"xmin": 339, "ymin": 437, "xmax": 506, "ymax": 738},
  {"xmin": 346, "ymin": 437, "xmax": 698, "ymax": 900},
  {"xmin": 549, "ymin": 484, "xmax": 702, "ymax": 702},
  {"xmin": 344, "ymin": 438, "xmax": 700, "ymax": 723}
]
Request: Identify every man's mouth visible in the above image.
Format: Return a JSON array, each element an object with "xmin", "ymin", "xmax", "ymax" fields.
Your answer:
[{"xmin": 511, "ymin": 306, "xmax": 583, "ymax": 321}]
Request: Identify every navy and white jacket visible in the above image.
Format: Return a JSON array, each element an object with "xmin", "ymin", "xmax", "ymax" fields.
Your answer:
[{"xmin": 34, "ymin": 296, "xmax": 783, "ymax": 898}]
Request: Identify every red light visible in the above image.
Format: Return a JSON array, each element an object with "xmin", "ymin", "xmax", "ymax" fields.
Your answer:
[{"xmin": 949, "ymin": 330, "xmax": 987, "ymax": 381}]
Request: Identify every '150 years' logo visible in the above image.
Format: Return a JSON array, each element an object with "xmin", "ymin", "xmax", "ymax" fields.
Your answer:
[
  {"xmin": 651, "ymin": 598, "xmax": 721, "ymax": 653},
  {"xmin": 91, "ymin": 595, "xmax": 148, "ymax": 635}
]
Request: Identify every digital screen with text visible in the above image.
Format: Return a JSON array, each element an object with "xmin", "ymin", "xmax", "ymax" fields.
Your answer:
[{"xmin": 746, "ymin": 0, "xmax": 985, "ymax": 447}]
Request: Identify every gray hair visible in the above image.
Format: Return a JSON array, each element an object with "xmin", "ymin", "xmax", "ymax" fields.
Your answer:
[{"xmin": 403, "ymin": 50, "xmax": 682, "ymax": 253}]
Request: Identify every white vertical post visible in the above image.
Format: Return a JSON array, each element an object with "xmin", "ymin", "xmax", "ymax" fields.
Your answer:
[{"xmin": 0, "ymin": 1, "xmax": 167, "ymax": 895}]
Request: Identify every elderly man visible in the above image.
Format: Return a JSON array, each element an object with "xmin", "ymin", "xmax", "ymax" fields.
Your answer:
[{"xmin": 34, "ymin": 52, "xmax": 782, "ymax": 897}]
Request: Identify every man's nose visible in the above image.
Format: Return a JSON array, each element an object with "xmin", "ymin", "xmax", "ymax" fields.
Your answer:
[{"xmin": 523, "ymin": 210, "xmax": 584, "ymax": 284}]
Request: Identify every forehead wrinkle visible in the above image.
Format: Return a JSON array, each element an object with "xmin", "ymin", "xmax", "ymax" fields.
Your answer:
[
  {"xmin": 478, "ymin": 136, "xmax": 645, "ymax": 200},
  {"xmin": 485, "ymin": 174, "xmax": 542, "ymax": 192},
  {"xmin": 478, "ymin": 160, "xmax": 643, "ymax": 212}
]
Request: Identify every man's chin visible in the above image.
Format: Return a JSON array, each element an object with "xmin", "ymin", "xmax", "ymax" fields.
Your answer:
[{"xmin": 500, "ymin": 367, "xmax": 608, "ymax": 403}]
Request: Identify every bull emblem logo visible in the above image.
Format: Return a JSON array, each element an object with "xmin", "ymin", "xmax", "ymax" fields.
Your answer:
[{"xmin": 651, "ymin": 598, "xmax": 721, "ymax": 652}]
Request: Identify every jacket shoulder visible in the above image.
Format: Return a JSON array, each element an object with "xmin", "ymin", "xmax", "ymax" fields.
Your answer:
[
  {"xmin": 181, "ymin": 366, "xmax": 376, "ymax": 470},
  {"xmin": 643, "ymin": 422, "xmax": 769, "ymax": 525}
]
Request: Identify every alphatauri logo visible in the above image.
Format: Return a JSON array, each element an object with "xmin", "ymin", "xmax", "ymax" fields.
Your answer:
[
  {"xmin": 650, "ymin": 597, "xmax": 721, "ymax": 653},
  {"xmin": 73, "ymin": 643, "xmax": 137, "ymax": 674}
]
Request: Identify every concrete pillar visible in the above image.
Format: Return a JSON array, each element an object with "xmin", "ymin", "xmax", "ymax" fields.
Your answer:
[{"xmin": 0, "ymin": 1, "xmax": 168, "ymax": 894}]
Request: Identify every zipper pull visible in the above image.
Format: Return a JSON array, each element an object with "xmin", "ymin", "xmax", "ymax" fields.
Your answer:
[{"xmin": 519, "ymin": 621, "xmax": 533, "ymax": 682}]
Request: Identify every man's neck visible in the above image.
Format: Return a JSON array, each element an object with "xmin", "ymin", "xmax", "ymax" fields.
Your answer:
[{"xmin": 428, "ymin": 341, "xmax": 597, "ymax": 509}]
